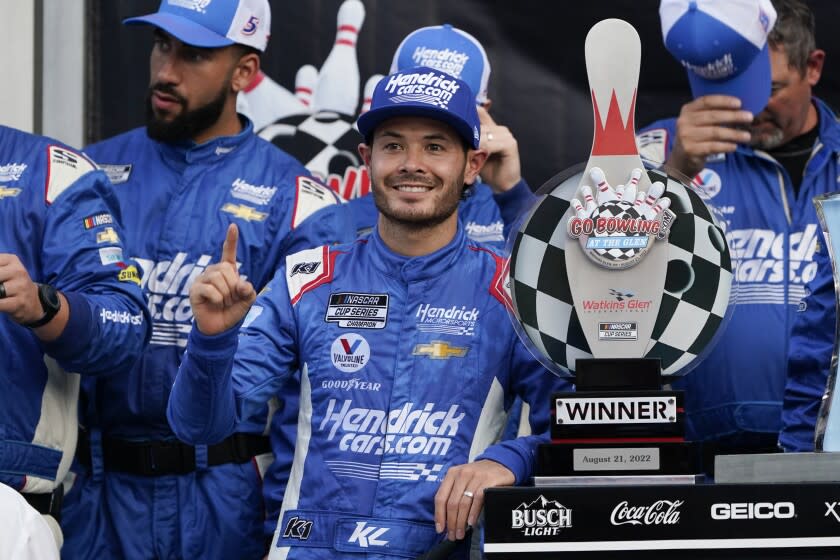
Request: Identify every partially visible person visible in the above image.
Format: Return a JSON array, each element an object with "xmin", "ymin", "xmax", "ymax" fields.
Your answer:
[
  {"xmin": 0, "ymin": 125, "xmax": 150, "ymax": 553},
  {"xmin": 59, "ymin": 1, "xmax": 355, "ymax": 559},
  {"xmin": 0, "ymin": 482, "xmax": 61, "ymax": 560},
  {"xmin": 168, "ymin": 66, "xmax": 563, "ymax": 559},
  {"xmin": 639, "ymin": 0, "xmax": 839, "ymax": 454}
]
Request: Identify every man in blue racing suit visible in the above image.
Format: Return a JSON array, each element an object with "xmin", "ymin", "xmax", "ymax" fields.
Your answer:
[
  {"xmin": 261, "ymin": 23, "xmax": 539, "ymax": 541},
  {"xmin": 0, "ymin": 125, "xmax": 150, "ymax": 551},
  {"xmin": 640, "ymin": 0, "xmax": 838, "ymax": 453},
  {"xmin": 59, "ymin": 1, "xmax": 355, "ymax": 559},
  {"xmin": 168, "ymin": 67, "xmax": 563, "ymax": 559}
]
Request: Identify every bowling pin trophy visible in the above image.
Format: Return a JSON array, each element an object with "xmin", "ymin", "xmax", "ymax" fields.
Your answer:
[{"xmin": 507, "ymin": 19, "xmax": 733, "ymax": 480}]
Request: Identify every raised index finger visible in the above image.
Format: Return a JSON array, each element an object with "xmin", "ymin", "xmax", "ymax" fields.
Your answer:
[{"xmin": 221, "ymin": 223, "xmax": 239, "ymax": 265}]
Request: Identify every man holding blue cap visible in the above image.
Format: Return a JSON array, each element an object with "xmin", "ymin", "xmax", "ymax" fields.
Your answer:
[
  {"xmin": 60, "ymin": 1, "xmax": 354, "ymax": 558},
  {"xmin": 166, "ymin": 66, "xmax": 561, "ymax": 559},
  {"xmin": 639, "ymin": 0, "xmax": 840, "ymax": 456}
]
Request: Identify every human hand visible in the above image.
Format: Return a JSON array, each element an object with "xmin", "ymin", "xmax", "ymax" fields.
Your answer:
[
  {"xmin": 477, "ymin": 106, "xmax": 522, "ymax": 192},
  {"xmin": 666, "ymin": 94, "xmax": 753, "ymax": 178},
  {"xmin": 433, "ymin": 459, "xmax": 515, "ymax": 541},
  {"xmin": 189, "ymin": 224, "xmax": 256, "ymax": 336},
  {"xmin": 0, "ymin": 254, "xmax": 46, "ymax": 324}
]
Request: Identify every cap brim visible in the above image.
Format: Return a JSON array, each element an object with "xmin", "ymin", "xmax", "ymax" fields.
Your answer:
[
  {"xmin": 123, "ymin": 12, "xmax": 234, "ymax": 48},
  {"xmin": 357, "ymin": 104, "xmax": 479, "ymax": 149},
  {"xmin": 686, "ymin": 42, "xmax": 772, "ymax": 115}
]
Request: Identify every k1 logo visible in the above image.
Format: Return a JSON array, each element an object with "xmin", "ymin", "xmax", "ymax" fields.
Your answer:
[{"xmin": 282, "ymin": 516, "xmax": 312, "ymax": 540}]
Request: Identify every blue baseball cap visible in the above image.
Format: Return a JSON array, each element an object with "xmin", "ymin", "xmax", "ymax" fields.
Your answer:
[
  {"xmin": 124, "ymin": 0, "xmax": 271, "ymax": 52},
  {"xmin": 357, "ymin": 67, "xmax": 481, "ymax": 149},
  {"xmin": 390, "ymin": 24, "xmax": 491, "ymax": 105},
  {"xmin": 660, "ymin": 0, "xmax": 777, "ymax": 114}
]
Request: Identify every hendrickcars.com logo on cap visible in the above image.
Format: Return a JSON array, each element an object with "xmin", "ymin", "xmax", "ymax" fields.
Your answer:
[{"xmin": 382, "ymin": 70, "xmax": 462, "ymax": 109}]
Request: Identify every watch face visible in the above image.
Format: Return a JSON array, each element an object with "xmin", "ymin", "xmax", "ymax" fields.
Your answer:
[{"xmin": 41, "ymin": 284, "xmax": 60, "ymax": 309}]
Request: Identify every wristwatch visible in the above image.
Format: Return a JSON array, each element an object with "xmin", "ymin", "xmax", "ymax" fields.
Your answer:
[{"xmin": 24, "ymin": 283, "xmax": 61, "ymax": 328}]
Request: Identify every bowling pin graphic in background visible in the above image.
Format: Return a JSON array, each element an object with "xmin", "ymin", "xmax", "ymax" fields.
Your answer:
[
  {"xmin": 294, "ymin": 65, "xmax": 318, "ymax": 112},
  {"xmin": 312, "ymin": 0, "xmax": 365, "ymax": 116},
  {"xmin": 239, "ymin": 71, "xmax": 310, "ymax": 132},
  {"xmin": 359, "ymin": 74, "xmax": 383, "ymax": 115}
]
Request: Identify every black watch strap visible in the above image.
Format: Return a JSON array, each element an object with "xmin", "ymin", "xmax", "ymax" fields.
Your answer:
[{"xmin": 24, "ymin": 283, "xmax": 61, "ymax": 329}]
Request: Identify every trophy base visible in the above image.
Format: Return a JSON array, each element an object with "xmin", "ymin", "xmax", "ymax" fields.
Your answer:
[{"xmin": 537, "ymin": 441, "xmax": 702, "ymax": 476}]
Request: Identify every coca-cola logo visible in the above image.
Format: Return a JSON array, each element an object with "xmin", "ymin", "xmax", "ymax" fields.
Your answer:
[{"xmin": 610, "ymin": 500, "xmax": 683, "ymax": 526}]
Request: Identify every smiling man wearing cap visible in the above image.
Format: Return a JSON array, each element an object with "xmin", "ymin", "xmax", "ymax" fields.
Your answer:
[
  {"xmin": 166, "ymin": 66, "xmax": 562, "ymax": 559},
  {"xmin": 59, "ymin": 1, "xmax": 356, "ymax": 559},
  {"xmin": 638, "ymin": 0, "xmax": 840, "ymax": 458}
]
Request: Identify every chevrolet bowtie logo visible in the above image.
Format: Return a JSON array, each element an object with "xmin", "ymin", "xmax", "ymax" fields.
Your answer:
[
  {"xmin": 221, "ymin": 203, "xmax": 267, "ymax": 222},
  {"xmin": 412, "ymin": 341, "xmax": 469, "ymax": 359},
  {"xmin": 96, "ymin": 227, "xmax": 120, "ymax": 244},
  {"xmin": 0, "ymin": 187, "xmax": 21, "ymax": 199}
]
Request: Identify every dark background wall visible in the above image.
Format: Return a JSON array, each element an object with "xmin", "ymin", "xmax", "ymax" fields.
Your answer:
[{"xmin": 90, "ymin": 0, "xmax": 840, "ymax": 190}]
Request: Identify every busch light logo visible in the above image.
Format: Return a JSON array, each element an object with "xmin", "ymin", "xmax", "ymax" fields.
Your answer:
[
  {"xmin": 567, "ymin": 167, "xmax": 675, "ymax": 270},
  {"xmin": 383, "ymin": 71, "xmax": 461, "ymax": 109},
  {"xmin": 511, "ymin": 495, "xmax": 572, "ymax": 537},
  {"xmin": 319, "ymin": 399, "xmax": 464, "ymax": 456},
  {"xmin": 411, "ymin": 46, "xmax": 470, "ymax": 79},
  {"xmin": 610, "ymin": 500, "xmax": 683, "ymax": 526}
]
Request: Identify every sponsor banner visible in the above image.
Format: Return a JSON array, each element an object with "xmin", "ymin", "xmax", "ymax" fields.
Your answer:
[{"xmin": 483, "ymin": 483, "xmax": 840, "ymax": 554}]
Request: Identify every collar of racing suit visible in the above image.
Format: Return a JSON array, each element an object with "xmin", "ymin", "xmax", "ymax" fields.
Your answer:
[
  {"xmin": 735, "ymin": 97, "xmax": 840, "ymax": 158},
  {"xmin": 367, "ymin": 222, "xmax": 470, "ymax": 283},
  {"xmin": 155, "ymin": 115, "xmax": 256, "ymax": 168}
]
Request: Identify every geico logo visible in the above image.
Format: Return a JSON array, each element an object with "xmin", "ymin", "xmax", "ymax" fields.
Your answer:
[
  {"xmin": 727, "ymin": 226, "xmax": 818, "ymax": 284},
  {"xmin": 711, "ymin": 502, "xmax": 795, "ymax": 520},
  {"xmin": 511, "ymin": 508, "xmax": 572, "ymax": 528},
  {"xmin": 319, "ymin": 399, "xmax": 464, "ymax": 456}
]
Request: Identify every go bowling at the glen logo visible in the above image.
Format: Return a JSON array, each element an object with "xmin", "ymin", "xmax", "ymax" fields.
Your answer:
[{"xmin": 567, "ymin": 167, "xmax": 676, "ymax": 270}]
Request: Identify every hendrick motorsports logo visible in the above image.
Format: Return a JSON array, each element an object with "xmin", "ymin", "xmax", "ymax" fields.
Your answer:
[
  {"xmin": 568, "ymin": 167, "xmax": 675, "ymax": 269},
  {"xmin": 511, "ymin": 495, "xmax": 572, "ymax": 537}
]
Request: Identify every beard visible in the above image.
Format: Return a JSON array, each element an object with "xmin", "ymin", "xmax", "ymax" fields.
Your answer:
[
  {"xmin": 145, "ymin": 80, "xmax": 229, "ymax": 143},
  {"xmin": 373, "ymin": 172, "xmax": 463, "ymax": 230},
  {"xmin": 748, "ymin": 119, "xmax": 786, "ymax": 151}
]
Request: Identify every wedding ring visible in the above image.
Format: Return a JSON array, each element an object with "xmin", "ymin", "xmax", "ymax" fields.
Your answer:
[
  {"xmin": 0, "ymin": 282, "xmax": 6, "ymax": 299},
  {"xmin": 463, "ymin": 490, "xmax": 475, "ymax": 499},
  {"xmin": 486, "ymin": 132, "xmax": 494, "ymax": 141}
]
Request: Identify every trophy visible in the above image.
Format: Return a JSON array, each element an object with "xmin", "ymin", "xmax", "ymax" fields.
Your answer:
[
  {"xmin": 506, "ymin": 18, "xmax": 733, "ymax": 481},
  {"xmin": 815, "ymin": 193, "xmax": 840, "ymax": 451}
]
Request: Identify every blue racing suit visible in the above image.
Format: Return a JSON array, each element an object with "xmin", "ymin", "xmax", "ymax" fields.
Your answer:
[
  {"xmin": 168, "ymin": 224, "xmax": 563, "ymax": 559},
  {"xmin": 0, "ymin": 125, "xmax": 149, "ymax": 508},
  {"xmin": 638, "ymin": 98, "xmax": 840, "ymax": 447},
  {"xmin": 60, "ymin": 119, "xmax": 355, "ymax": 560},
  {"xmin": 782, "ymin": 243, "xmax": 832, "ymax": 451},
  {"xmin": 261, "ymin": 179, "xmax": 538, "ymax": 538}
]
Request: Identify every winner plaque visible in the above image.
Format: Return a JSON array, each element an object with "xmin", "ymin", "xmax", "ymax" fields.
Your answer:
[{"xmin": 507, "ymin": 19, "xmax": 734, "ymax": 480}]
